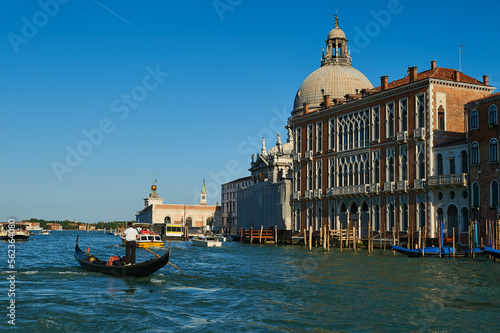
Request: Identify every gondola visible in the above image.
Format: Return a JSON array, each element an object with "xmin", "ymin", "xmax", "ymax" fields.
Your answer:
[
  {"xmin": 75, "ymin": 236, "xmax": 170, "ymax": 277},
  {"xmin": 392, "ymin": 245, "xmax": 483, "ymax": 258},
  {"xmin": 483, "ymin": 246, "xmax": 500, "ymax": 259}
]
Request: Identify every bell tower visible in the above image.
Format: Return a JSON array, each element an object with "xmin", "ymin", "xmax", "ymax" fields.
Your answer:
[
  {"xmin": 200, "ymin": 180, "xmax": 207, "ymax": 206},
  {"xmin": 321, "ymin": 15, "xmax": 352, "ymax": 67}
]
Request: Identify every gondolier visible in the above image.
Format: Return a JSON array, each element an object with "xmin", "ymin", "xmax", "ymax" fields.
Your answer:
[{"xmin": 123, "ymin": 222, "xmax": 139, "ymax": 265}]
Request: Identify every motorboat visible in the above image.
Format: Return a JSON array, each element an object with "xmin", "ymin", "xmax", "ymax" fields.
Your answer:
[
  {"xmin": 39, "ymin": 229, "xmax": 51, "ymax": 235},
  {"xmin": 191, "ymin": 235, "xmax": 222, "ymax": 247},
  {"xmin": 0, "ymin": 222, "xmax": 30, "ymax": 240}
]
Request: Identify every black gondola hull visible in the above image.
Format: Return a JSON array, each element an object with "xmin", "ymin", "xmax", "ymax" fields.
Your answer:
[{"xmin": 75, "ymin": 236, "xmax": 170, "ymax": 277}]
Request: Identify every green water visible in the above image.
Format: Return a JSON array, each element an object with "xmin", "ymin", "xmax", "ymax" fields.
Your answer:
[{"xmin": 1, "ymin": 231, "xmax": 499, "ymax": 332}]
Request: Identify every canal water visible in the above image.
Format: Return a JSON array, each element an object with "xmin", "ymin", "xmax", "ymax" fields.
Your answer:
[{"xmin": 1, "ymin": 231, "xmax": 500, "ymax": 332}]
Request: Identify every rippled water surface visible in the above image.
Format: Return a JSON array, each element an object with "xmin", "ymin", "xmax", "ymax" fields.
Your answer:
[{"xmin": 2, "ymin": 231, "xmax": 500, "ymax": 332}]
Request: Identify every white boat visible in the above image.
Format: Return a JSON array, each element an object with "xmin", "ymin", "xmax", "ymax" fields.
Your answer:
[
  {"xmin": 191, "ymin": 235, "xmax": 222, "ymax": 247},
  {"xmin": 39, "ymin": 229, "xmax": 51, "ymax": 235},
  {"xmin": 0, "ymin": 222, "xmax": 30, "ymax": 240},
  {"xmin": 214, "ymin": 234, "xmax": 232, "ymax": 242}
]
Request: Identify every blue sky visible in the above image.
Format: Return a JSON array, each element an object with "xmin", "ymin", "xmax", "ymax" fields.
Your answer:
[{"xmin": 1, "ymin": 0, "xmax": 499, "ymax": 223}]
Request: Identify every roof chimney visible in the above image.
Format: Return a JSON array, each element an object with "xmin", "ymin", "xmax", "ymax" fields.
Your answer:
[
  {"xmin": 303, "ymin": 103, "xmax": 309, "ymax": 114},
  {"xmin": 408, "ymin": 66, "xmax": 418, "ymax": 82},
  {"xmin": 454, "ymin": 70, "xmax": 461, "ymax": 82},
  {"xmin": 380, "ymin": 75, "xmax": 389, "ymax": 91},
  {"xmin": 483, "ymin": 75, "xmax": 489, "ymax": 85},
  {"xmin": 431, "ymin": 60, "xmax": 436, "ymax": 70},
  {"xmin": 323, "ymin": 95, "xmax": 331, "ymax": 108}
]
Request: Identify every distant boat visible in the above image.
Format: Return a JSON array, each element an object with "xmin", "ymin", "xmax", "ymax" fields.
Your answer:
[
  {"xmin": 214, "ymin": 234, "xmax": 232, "ymax": 242},
  {"xmin": 121, "ymin": 232, "xmax": 165, "ymax": 248},
  {"xmin": 0, "ymin": 222, "xmax": 30, "ymax": 240},
  {"xmin": 392, "ymin": 245, "xmax": 483, "ymax": 257},
  {"xmin": 75, "ymin": 236, "xmax": 170, "ymax": 277},
  {"xmin": 106, "ymin": 231, "xmax": 115, "ymax": 236},
  {"xmin": 191, "ymin": 235, "xmax": 222, "ymax": 247},
  {"xmin": 39, "ymin": 229, "xmax": 51, "ymax": 235}
]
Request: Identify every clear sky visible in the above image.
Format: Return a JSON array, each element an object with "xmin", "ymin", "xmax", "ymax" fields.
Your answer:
[{"xmin": 1, "ymin": 0, "xmax": 499, "ymax": 223}]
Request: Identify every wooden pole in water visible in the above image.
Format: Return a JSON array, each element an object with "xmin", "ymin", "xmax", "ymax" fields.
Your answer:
[
  {"xmin": 259, "ymin": 225, "xmax": 263, "ymax": 244},
  {"xmin": 353, "ymin": 220, "xmax": 357, "ymax": 253},
  {"xmin": 274, "ymin": 225, "xmax": 277, "ymax": 244},
  {"xmin": 452, "ymin": 227, "xmax": 456, "ymax": 258},
  {"xmin": 321, "ymin": 225, "xmax": 326, "ymax": 252},
  {"xmin": 340, "ymin": 228, "xmax": 343, "ymax": 252},
  {"xmin": 250, "ymin": 226, "xmax": 253, "ymax": 244},
  {"xmin": 327, "ymin": 223, "xmax": 330, "ymax": 252},
  {"xmin": 304, "ymin": 228, "xmax": 307, "ymax": 247},
  {"xmin": 320, "ymin": 224, "xmax": 323, "ymax": 247},
  {"xmin": 347, "ymin": 222, "xmax": 350, "ymax": 251},
  {"xmin": 309, "ymin": 225, "xmax": 313, "ymax": 251},
  {"xmin": 240, "ymin": 227, "xmax": 243, "ymax": 243},
  {"xmin": 392, "ymin": 226, "xmax": 395, "ymax": 256},
  {"xmin": 422, "ymin": 224, "xmax": 426, "ymax": 257},
  {"xmin": 418, "ymin": 228, "xmax": 421, "ymax": 249}
]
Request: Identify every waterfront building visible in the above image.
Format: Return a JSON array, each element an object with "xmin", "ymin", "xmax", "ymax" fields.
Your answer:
[
  {"xmin": 465, "ymin": 92, "xmax": 500, "ymax": 226},
  {"xmin": 237, "ymin": 132, "xmax": 294, "ymax": 232},
  {"xmin": 288, "ymin": 16, "xmax": 495, "ymax": 239},
  {"xmin": 136, "ymin": 181, "xmax": 221, "ymax": 236},
  {"xmin": 220, "ymin": 176, "xmax": 252, "ymax": 233}
]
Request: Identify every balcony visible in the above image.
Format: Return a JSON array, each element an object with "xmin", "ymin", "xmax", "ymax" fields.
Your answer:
[
  {"xmin": 292, "ymin": 191, "xmax": 301, "ymax": 200},
  {"xmin": 305, "ymin": 189, "xmax": 314, "ymax": 200},
  {"xmin": 293, "ymin": 153, "xmax": 301, "ymax": 162},
  {"xmin": 397, "ymin": 180, "xmax": 408, "ymax": 191},
  {"xmin": 414, "ymin": 179, "xmax": 426, "ymax": 190},
  {"xmin": 428, "ymin": 174, "xmax": 468, "ymax": 187},
  {"xmin": 384, "ymin": 181, "xmax": 395, "ymax": 192},
  {"xmin": 326, "ymin": 188, "xmax": 335, "ymax": 197},
  {"xmin": 397, "ymin": 131, "xmax": 408, "ymax": 142},
  {"xmin": 313, "ymin": 189, "xmax": 322, "ymax": 198},
  {"xmin": 370, "ymin": 183, "xmax": 380, "ymax": 194},
  {"xmin": 304, "ymin": 150, "xmax": 313, "ymax": 161},
  {"xmin": 328, "ymin": 184, "xmax": 370, "ymax": 197},
  {"xmin": 414, "ymin": 127, "xmax": 425, "ymax": 140}
]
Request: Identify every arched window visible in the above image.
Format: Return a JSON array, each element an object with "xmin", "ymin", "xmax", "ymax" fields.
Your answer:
[
  {"xmin": 437, "ymin": 154, "xmax": 443, "ymax": 176},
  {"xmin": 447, "ymin": 205, "xmax": 458, "ymax": 234},
  {"xmin": 491, "ymin": 180, "xmax": 499, "ymax": 208},
  {"xmin": 307, "ymin": 208, "xmax": 313, "ymax": 229},
  {"xmin": 316, "ymin": 207, "xmax": 321, "ymax": 231},
  {"xmin": 374, "ymin": 205, "xmax": 380, "ymax": 231},
  {"xmin": 461, "ymin": 150, "xmax": 468, "ymax": 173},
  {"xmin": 472, "ymin": 182, "xmax": 480, "ymax": 208},
  {"xmin": 489, "ymin": 105, "xmax": 498, "ymax": 125},
  {"xmin": 470, "ymin": 109, "xmax": 478, "ymax": 129},
  {"xmin": 186, "ymin": 217, "xmax": 193, "ymax": 227},
  {"xmin": 388, "ymin": 204, "xmax": 395, "ymax": 231},
  {"xmin": 330, "ymin": 206, "xmax": 335, "ymax": 229},
  {"xmin": 448, "ymin": 152, "xmax": 456, "ymax": 174},
  {"xmin": 374, "ymin": 157, "xmax": 380, "ymax": 183},
  {"xmin": 388, "ymin": 156, "xmax": 394, "ymax": 182},
  {"xmin": 419, "ymin": 202, "xmax": 426, "ymax": 229},
  {"xmin": 461, "ymin": 207, "xmax": 469, "ymax": 232},
  {"xmin": 402, "ymin": 203, "xmax": 408, "ymax": 231},
  {"xmin": 437, "ymin": 208, "xmax": 444, "ymax": 233},
  {"xmin": 164, "ymin": 216, "xmax": 171, "ymax": 224},
  {"xmin": 490, "ymin": 138, "xmax": 498, "ymax": 163},
  {"xmin": 471, "ymin": 142, "xmax": 479, "ymax": 165}
]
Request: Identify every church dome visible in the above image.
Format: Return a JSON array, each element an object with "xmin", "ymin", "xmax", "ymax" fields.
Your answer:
[
  {"xmin": 328, "ymin": 27, "xmax": 345, "ymax": 39},
  {"xmin": 292, "ymin": 15, "xmax": 373, "ymax": 112},
  {"xmin": 293, "ymin": 64, "xmax": 372, "ymax": 110}
]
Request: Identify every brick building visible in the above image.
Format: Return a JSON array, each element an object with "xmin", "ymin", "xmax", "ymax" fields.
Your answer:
[
  {"xmin": 466, "ymin": 92, "xmax": 500, "ymax": 224},
  {"xmin": 289, "ymin": 17, "xmax": 495, "ymax": 240}
]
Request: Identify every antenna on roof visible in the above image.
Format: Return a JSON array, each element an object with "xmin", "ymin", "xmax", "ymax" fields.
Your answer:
[{"xmin": 459, "ymin": 44, "xmax": 466, "ymax": 72}]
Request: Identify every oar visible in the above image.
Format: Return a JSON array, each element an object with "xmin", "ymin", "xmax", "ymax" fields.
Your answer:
[{"xmin": 143, "ymin": 247, "xmax": 195, "ymax": 278}]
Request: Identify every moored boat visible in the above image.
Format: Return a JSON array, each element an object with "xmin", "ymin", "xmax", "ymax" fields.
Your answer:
[
  {"xmin": 75, "ymin": 236, "xmax": 170, "ymax": 277},
  {"xmin": 0, "ymin": 222, "xmax": 30, "ymax": 240},
  {"xmin": 121, "ymin": 232, "xmax": 165, "ymax": 248},
  {"xmin": 392, "ymin": 245, "xmax": 483, "ymax": 257},
  {"xmin": 214, "ymin": 234, "xmax": 232, "ymax": 242},
  {"xmin": 483, "ymin": 246, "xmax": 500, "ymax": 259},
  {"xmin": 191, "ymin": 235, "xmax": 222, "ymax": 247}
]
